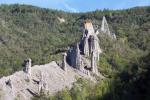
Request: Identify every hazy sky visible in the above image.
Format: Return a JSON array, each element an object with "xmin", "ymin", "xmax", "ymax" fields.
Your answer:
[{"xmin": 0, "ymin": 0, "xmax": 150, "ymax": 12}]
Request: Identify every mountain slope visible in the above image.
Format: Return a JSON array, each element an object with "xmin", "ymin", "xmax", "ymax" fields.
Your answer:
[
  {"xmin": 0, "ymin": 4, "xmax": 150, "ymax": 77},
  {"xmin": 0, "ymin": 4, "xmax": 150, "ymax": 100}
]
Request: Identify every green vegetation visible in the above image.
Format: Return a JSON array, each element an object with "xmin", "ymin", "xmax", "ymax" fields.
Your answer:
[
  {"xmin": 0, "ymin": 4, "xmax": 81, "ymax": 76},
  {"xmin": 0, "ymin": 4, "xmax": 150, "ymax": 100}
]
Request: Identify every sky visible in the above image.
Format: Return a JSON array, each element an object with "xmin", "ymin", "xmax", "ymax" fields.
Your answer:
[{"xmin": 0, "ymin": 0, "xmax": 150, "ymax": 12}]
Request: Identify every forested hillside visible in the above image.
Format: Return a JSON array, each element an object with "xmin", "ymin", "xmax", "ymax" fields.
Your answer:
[{"xmin": 0, "ymin": 4, "xmax": 150, "ymax": 100}]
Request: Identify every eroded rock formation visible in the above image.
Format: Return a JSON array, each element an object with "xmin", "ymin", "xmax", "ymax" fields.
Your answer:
[
  {"xmin": 67, "ymin": 20, "xmax": 102, "ymax": 75},
  {"xmin": 0, "ymin": 61, "xmax": 80, "ymax": 100},
  {"xmin": 24, "ymin": 58, "xmax": 32, "ymax": 77},
  {"xmin": 91, "ymin": 50, "xmax": 98, "ymax": 75},
  {"xmin": 62, "ymin": 53, "xmax": 67, "ymax": 71},
  {"xmin": 100, "ymin": 16, "xmax": 116, "ymax": 39},
  {"xmin": 67, "ymin": 43, "xmax": 81, "ymax": 69}
]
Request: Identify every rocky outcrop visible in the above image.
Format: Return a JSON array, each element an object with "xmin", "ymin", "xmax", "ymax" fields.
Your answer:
[
  {"xmin": 62, "ymin": 53, "xmax": 67, "ymax": 71},
  {"xmin": 67, "ymin": 20, "xmax": 102, "ymax": 76},
  {"xmin": 67, "ymin": 43, "xmax": 81, "ymax": 69},
  {"xmin": 0, "ymin": 61, "xmax": 94, "ymax": 100},
  {"xmin": 100, "ymin": 16, "xmax": 116, "ymax": 39},
  {"xmin": 24, "ymin": 58, "xmax": 32, "ymax": 78},
  {"xmin": 81, "ymin": 20, "xmax": 102, "ymax": 57},
  {"xmin": 91, "ymin": 50, "xmax": 98, "ymax": 75},
  {"xmin": 101, "ymin": 16, "xmax": 111, "ymax": 35},
  {"xmin": 57, "ymin": 17, "xmax": 65, "ymax": 23}
]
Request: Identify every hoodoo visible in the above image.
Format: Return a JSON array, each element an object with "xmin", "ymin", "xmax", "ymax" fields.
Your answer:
[
  {"xmin": 101, "ymin": 16, "xmax": 116, "ymax": 39},
  {"xmin": 66, "ymin": 20, "xmax": 102, "ymax": 75},
  {"xmin": 62, "ymin": 53, "xmax": 67, "ymax": 71},
  {"xmin": 24, "ymin": 58, "xmax": 32, "ymax": 77}
]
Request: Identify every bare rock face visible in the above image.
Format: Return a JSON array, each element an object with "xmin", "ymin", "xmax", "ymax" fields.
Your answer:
[
  {"xmin": 62, "ymin": 53, "xmax": 67, "ymax": 71},
  {"xmin": 24, "ymin": 58, "xmax": 32, "ymax": 77},
  {"xmin": 91, "ymin": 50, "xmax": 98, "ymax": 75},
  {"xmin": 57, "ymin": 17, "xmax": 65, "ymax": 23},
  {"xmin": 101, "ymin": 16, "xmax": 116, "ymax": 39},
  {"xmin": 75, "ymin": 43, "xmax": 81, "ymax": 70},
  {"xmin": 84, "ymin": 20, "xmax": 95, "ymax": 36},
  {"xmin": 67, "ymin": 20, "xmax": 102, "ymax": 76},
  {"xmin": 83, "ymin": 37, "xmax": 89, "ymax": 56},
  {"xmin": 101, "ymin": 16, "xmax": 111, "ymax": 35},
  {"xmin": 0, "ymin": 61, "xmax": 82, "ymax": 100},
  {"xmin": 0, "ymin": 60, "xmax": 96, "ymax": 100},
  {"xmin": 67, "ymin": 43, "xmax": 81, "ymax": 69},
  {"xmin": 81, "ymin": 20, "xmax": 102, "ymax": 56}
]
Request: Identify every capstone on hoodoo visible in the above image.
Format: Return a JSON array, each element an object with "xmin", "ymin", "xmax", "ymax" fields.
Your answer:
[{"xmin": 66, "ymin": 20, "xmax": 102, "ymax": 75}]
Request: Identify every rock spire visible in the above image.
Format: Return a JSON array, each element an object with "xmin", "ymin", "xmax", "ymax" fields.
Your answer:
[{"xmin": 101, "ymin": 16, "xmax": 116, "ymax": 39}]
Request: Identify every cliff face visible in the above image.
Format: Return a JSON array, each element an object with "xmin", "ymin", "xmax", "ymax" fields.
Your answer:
[{"xmin": 0, "ymin": 61, "xmax": 93, "ymax": 100}]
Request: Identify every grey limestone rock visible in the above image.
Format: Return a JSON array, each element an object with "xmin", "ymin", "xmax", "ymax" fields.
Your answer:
[
  {"xmin": 66, "ymin": 20, "xmax": 102, "ymax": 75},
  {"xmin": 101, "ymin": 16, "xmax": 116, "ymax": 39},
  {"xmin": 24, "ymin": 58, "xmax": 32, "ymax": 77}
]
